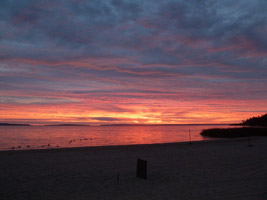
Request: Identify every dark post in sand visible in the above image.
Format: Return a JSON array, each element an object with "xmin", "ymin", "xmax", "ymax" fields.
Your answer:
[
  {"xmin": 189, "ymin": 129, "xmax": 192, "ymax": 144},
  {"xmin": 117, "ymin": 173, "xmax": 120, "ymax": 184},
  {"xmin": 136, "ymin": 158, "xmax": 147, "ymax": 179},
  {"xmin": 248, "ymin": 136, "xmax": 253, "ymax": 147}
]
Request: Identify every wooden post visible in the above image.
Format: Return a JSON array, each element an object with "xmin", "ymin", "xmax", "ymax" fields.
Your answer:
[
  {"xmin": 248, "ymin": 136, "xmax": 253, "ymax": 147},
  {"xmin": 117, "ymin": 173, "xmax": 120, "ymax": 184},
  {"xmin": 136, "ymin": 158, "xmax": 147, "ymax": 179},
  {"xmin": 189, "ymin": 129, "xmax": 192, "ymax": 145}
]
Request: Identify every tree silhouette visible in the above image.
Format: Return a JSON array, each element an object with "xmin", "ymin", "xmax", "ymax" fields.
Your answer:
[{"xmin": 242, "ymin": 113, "xmax": 267, "ymax": 127}]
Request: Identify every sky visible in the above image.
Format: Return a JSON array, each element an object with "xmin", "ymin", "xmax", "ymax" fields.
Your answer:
[{"xmin": 0, "ymin": 0, "xmax": 267, "ymax": 125}]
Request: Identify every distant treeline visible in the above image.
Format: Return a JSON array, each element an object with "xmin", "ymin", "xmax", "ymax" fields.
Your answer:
[
  {"xmin": 0, "ymin": 123, "xmax": 30, "ymax": 126},
  {"xmin": 241, "ymin": 113, "xmax": 267, "ymax": 127}
]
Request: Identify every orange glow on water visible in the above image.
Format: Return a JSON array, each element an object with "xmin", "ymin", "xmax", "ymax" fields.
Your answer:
[{"xmin": 0, "ymin": 124, "xmax": 233, "ymax": 150}]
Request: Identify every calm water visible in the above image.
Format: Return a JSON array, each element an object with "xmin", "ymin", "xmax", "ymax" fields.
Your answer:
[{"xmin": 0, "ymin": 125, "xmax": 232, "ymax": 151}]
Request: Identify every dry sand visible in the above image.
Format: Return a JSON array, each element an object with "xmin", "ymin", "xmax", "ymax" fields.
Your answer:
[{"xmin": 0, "ymin": 137, "xmax": 267, "ymax": 200}]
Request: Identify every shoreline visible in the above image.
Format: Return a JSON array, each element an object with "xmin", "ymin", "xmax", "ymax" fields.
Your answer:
[{"xmin": 0, "ymin": 137, "xmax": 242, "ymax": 153}]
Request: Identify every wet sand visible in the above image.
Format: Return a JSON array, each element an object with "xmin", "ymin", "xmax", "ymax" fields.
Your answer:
[{"xmin": 0, "ymin": 137, "xmax": 267, "ymax": 200}]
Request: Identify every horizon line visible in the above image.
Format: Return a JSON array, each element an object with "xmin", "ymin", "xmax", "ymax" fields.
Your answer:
[{"xmin": 0, "ymin": 122, "xmax": 234, "ymax": 126}]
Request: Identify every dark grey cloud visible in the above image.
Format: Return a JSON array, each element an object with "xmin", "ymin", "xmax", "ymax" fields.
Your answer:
[
  {"xmin": 1, "ymin": 0, "xmax": 266, "ymax": 61},
  {"xmin": 0, "ymin": 0, "xmax": 267, "ymax": 107},
  {"xmin": 0, "ymin": 96, "xmax": 78, "ymax": 105}
]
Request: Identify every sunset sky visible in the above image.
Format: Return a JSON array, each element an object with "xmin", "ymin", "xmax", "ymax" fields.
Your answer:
[{"xmin": 1, "ymin": 0, "xmax": 267, "ymax": 125}]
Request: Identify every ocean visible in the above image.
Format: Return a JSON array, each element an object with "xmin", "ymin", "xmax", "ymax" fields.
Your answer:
[{"xmin": 0, "ymin": 124, "xmax": 232, "ymax": 151}]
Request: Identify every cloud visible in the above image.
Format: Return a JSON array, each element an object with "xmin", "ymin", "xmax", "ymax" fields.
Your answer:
[
  {"xmin": 0, "ymin": 0, "xmax": 267, "ymax": 123},
  {"xmin": 91, "ymin": 117, "xmax": 124, "ymax": 122},
  {"xmin": 0, "ymin": 96, "xmax": 79, "ymax": 105}
]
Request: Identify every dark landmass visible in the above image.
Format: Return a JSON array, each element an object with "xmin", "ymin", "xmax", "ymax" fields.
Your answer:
[
  {"xmin": 202, "ymin": 114, "xmax": 267, "ymax": 138},
  {"xmin": 201, "ymin": 127, "xmax": 267, "ymax": 138},
  {"xmin": 45, "ymin": 124, "xmax": 90, "ymax": 126},
  {"xmin": 0, "ymin": 123, "xmax": 31, "ymax": 126}
]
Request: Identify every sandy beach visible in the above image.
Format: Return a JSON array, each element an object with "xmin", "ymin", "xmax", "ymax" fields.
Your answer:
[{"xmin": 1, "ymin": 137, "xmax": 267, "ymax": 200}]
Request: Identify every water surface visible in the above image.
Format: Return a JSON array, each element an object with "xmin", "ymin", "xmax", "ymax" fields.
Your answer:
[{"xmin": 0, "ymin": 125, "xmax": 232, "ymax": 151}]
